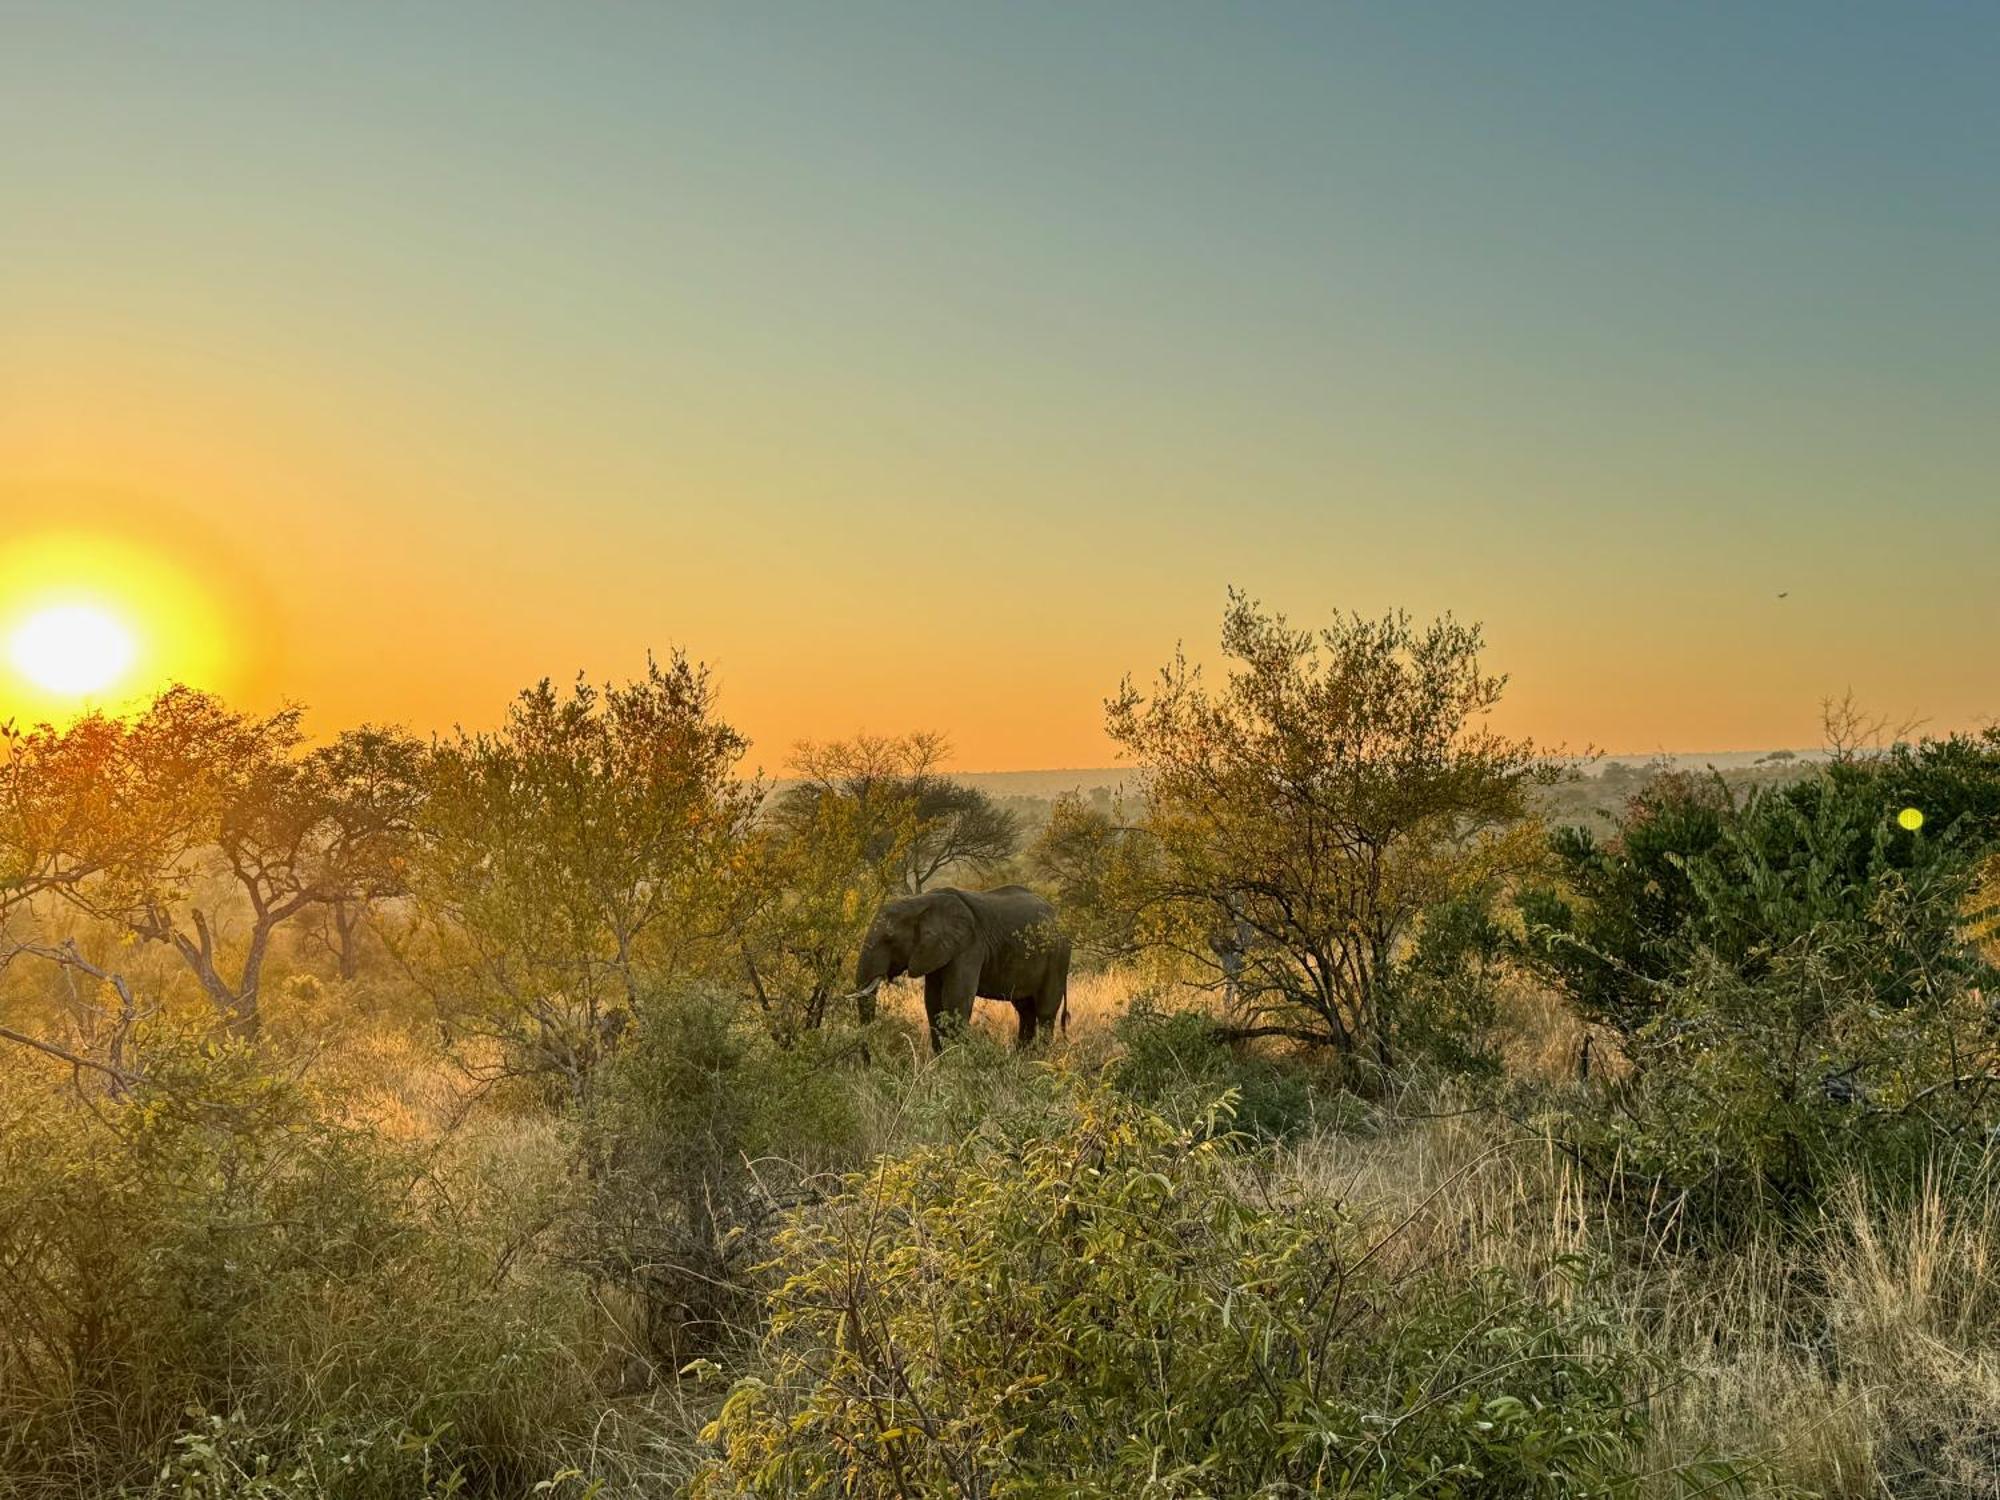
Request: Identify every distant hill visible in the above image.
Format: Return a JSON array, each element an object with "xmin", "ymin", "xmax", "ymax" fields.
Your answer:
[
  {"xmin": 948, "ymin": 753, "xmax": 1821, "ymax": 798},
  {"xmin": 950, "ymin": 768, "xmax": 1136, "ymax": 799}
]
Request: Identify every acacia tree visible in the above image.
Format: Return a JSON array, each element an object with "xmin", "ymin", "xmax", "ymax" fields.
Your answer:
[
  {"xmin": 0, "ymin": 689, "xmax": 424, "ymax": 1045},
  {"xmin": 302, "ymin": 727, "xmax": 427, "ymax": 980},
  {"xmin": 781, "ymin": 732, "xmax": 1019, "ymax": 893},
  {"xmin": 1025, "ymin": 790, "xmax": 1156, "ymax": 970},
  {"xmin": 1107, "ymin": 592, "xmax": 1551, "ymax": 1065},
  {"xmin": 730, "ymin": 790, "xmax": 910, "ymax": 1038},
  {"xmin": 406, "ymin": 656, "xmax": 758, "ymax": 1101}
]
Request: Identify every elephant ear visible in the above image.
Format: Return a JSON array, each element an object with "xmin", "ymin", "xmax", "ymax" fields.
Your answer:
[{"xmin": 907, "ymin": 893, "xmax": 978, "ymax": 977}]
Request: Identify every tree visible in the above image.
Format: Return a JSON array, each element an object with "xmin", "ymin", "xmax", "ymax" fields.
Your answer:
[
  {"xmin": 0, "ymin": 689, "xmax": 423, "ymax": 1043},
  {"xmin": 406, "ymin": 656, "xmax": 757, "ymax": 1101},
  {"xmin": 1105, "ymin": 591, "xmax": 1551, "ymax": 1065},
  {"xmin": 779, "ymin": 732, "xmax": 1019, "ymax": 893},
  {"xmin": 1025, "ymin": 790, "xmax": 1155, "ymax": 968},
  {"xmin": 299, "ymin": 726, "xmax": 427, "ymax": 980},
  {"xmin": 729, "ymin": 788, "xmax": 908, "ymax": 1038}
]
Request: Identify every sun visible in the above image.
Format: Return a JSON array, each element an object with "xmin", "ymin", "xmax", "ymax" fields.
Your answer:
[
  {"xmin": 1, "ymin": 527, "xmax": 240, "ymax": 720},
  {"xmin": 9, "ymin": 604, "xmax": 139, "ymax": 698}
]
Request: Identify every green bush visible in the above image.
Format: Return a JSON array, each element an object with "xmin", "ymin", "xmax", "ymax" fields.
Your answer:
[
  {"xmin": 1525, "ymin": 745, "xmax": 2000, "ymax": 1230},
  {"xmin": 1524, "ymin": 738, "xmax": 2000, "ymax": 1041},
  {"xmin": 1108, "ymin": 997, "xmax": 1321, "ymax": 1140},
  {"xmin": 1390, "ymin": 882, "xmax": 1515, "ymax": 1079},
  {"xmin": 693, "ymin": 1083, "xmax": 1668, "ymax": 1498},
  {"xmin": 0, "ymin": 1029, "xmax": 596, "ymax": 1499},
  {"xmin": 585, "ymin": 989, "xmax": 865, "ymax": 1367},
  {"xmin": 1554, "ymin": 909, "xmax": 2000, "ymax": 1230}
]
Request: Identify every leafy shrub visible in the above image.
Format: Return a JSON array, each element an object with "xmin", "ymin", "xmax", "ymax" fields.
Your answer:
[
  {"xmin": 1522, "ymin": 743, "xmax": 2000, "ymax": 1231},
  {"xmin": 1525, "ymin": 737, "xmax": 2000, "ymax": 1041},
  {"xmin": 585, "ymin": 988, "xmax": 865, "ymax": 1367},
  {"xmin": 1521, "ymin": 772, "xmax": 1745, "ymax": 1038},
  {"xmin": 0, "ymin": 1028, "xmax": 595, "ymax": 1499},
  {"xmin": 694, "ymin": 1084, "xmax": 1666, "ymax": 1498},
  {"xmin": 0, "ymin": 1040, "xmax": 592, "ymax": 1496},
  {"xmin": 1390, "ymin": 882, "xmax": 1517, "ymax": 1079},
  {"xmin": 1109, "ymin": 997, "xmax": 1320, "ymax": 1140},
  {"xmin": 1555, "ymin": 909, "xmax": 2000, "ymax": 1230}
]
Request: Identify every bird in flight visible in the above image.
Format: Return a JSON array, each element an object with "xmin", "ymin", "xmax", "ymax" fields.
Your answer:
[{"xmin": 1777, "ymin": 591, "xmax": 1790, "ymax": 599}]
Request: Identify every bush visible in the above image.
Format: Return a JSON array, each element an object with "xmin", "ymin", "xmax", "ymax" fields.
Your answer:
[
  {"xmin": 693, "ymin": 1083, "xmax": 1667, "ymax": 1498},
  {"xmin": 1525, "ymin": 738, "xmax": 2000, "ymax": 1041},
  {"xmin": 1527, "ymin": 746, "xmax": 2000, "ymax": 1230},
  {"xmin": 1554, "ymin": 914, "xmax": 2000, "ymax": 1230},
  {"xmin": 585, "ymin": 989, "xmax": 865, "ymax": 1368},
  {"xmin": 0, "ymin": 1028, "xmax": 596, "ymax": 1499},
  {"xmin": 1108, "ymin": 996, "xmax": 1322, "ymax": 1140},
  {"xmin": 1391, "ymin": 883, "xmax": 1516, "ymax": 1079}
]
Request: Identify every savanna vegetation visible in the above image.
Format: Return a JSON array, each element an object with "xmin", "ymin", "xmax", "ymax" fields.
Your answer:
[{"xmin": 4, "ymin": 597, "xmax": 1999, "ymax": 1498}]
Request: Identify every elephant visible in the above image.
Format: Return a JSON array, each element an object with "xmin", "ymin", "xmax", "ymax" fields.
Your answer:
[{"xmin": 855, "ymin": 885, "xmax": 1071, "ymax": 1053}]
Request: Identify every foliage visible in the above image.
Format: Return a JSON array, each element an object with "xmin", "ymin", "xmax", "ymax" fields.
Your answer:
[
  {"xmin": 407, "ymin": 656, "xmax": 757, "ymax": 1102},
  {"xmin": 1105, "ymin": 590, "xmax": 1553, "ymax": 1065},
  {"xmin": 1556, "ymin": 891, "xmax": 2000, "ymax": 1228},
  {"xmin": 731, "ymin": 785, "xmax": 905, "ymax": 1039},
  {"xmin": 0, "ymin": 689, "xmax": 423, "ymax": 1037},
  {"xmin": 1108, "ymin": 996, "xmax": 1321, "ymax": 1141},
  {"xmin": 583, "ymin": 989, "xmax": 864, "ymax": 1368},
  {"xmin": 1524, "ymin": 734, "xmax": 2000, "ymax": 1042},
  {"xmin": 1390, "ymin": 881, "xmax": 1517, "ymax": 1079},
  {"xmin": 1519, "ymin": 772, "xmax": 1732, "ymax": 1038},
  {"xmin": 1024, "ymin": 788, "xmax": 1157, "ymax": 968},
  {"xmin": 1525, "ymin": 739, "xmax": 2000, "ymax": 1229},
  {"xmin": 778, "ymin": 732, "xmax": 1020, "ymax": 895},
  {"xmin": 0, "ymin": 1029, "xmax": 594, "ymax": 1499},
  {"xmin": 694, "ymin": 1083, "xmax": 1658, "ymax": 1498}
]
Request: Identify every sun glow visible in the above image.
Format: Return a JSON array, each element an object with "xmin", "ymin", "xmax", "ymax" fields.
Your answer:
[
  {"xmin": 9, "ymin": 604, "xmax": 137, "ymax": 696},
  {"xmin": 0, "ymin": 528, "xmax": 238, "ymax": 720}
]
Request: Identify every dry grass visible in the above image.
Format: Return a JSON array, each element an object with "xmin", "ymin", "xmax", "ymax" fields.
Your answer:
[
  {"xmin": 864, "ymin": 962, "xmax": 1144, "ymax": 1045},
  {"xmin": 1258, "ymin": 1095, "xmax": 2000, "ymax": 1497}
]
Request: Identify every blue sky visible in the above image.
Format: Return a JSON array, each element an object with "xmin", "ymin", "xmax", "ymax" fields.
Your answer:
[{"xmin": 2, "ymin": 3, "xmax": 1994, "ymax": 763}]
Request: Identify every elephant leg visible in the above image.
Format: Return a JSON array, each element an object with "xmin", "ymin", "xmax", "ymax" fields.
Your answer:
[
  {"xmin": 1033, "ymin": 989, "xmax": 1063, "ymax": 1045},
  {"xmin": 939, "ymin": 961, "xmax": 979, "ymax": 1044},
  {"xmin": 1012, "ymin": 998, "xmax": 1037, "ymax": 1049}
]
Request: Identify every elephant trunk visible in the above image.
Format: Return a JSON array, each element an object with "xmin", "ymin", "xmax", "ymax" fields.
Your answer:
[{"xmin": 855, "ymin": 929, "xmax": 903, "ymax": 990}]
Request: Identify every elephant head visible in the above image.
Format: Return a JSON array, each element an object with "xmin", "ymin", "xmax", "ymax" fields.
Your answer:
[{"xmin": 855, "ymin": 891, "xmax": 979, "ymax": 990}]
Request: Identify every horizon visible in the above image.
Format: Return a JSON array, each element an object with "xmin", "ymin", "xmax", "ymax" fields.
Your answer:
[{"xmin": 3, "ymin": 3, "xmax": 1996, "ymax": 766}]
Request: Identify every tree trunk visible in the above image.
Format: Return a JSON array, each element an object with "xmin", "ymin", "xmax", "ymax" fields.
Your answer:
[{"xmin": 333, "ymin": 901, "xmax": 362, "ymax": 981}]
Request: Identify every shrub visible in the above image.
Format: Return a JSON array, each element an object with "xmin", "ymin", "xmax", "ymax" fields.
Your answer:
[
  {"xmin": 1525, "ymin": 738, "xmax": 2000, "ymax": 1042},
  {"xmin": 584, "ymin": 989, "xmax": 865, "ymax": 1368},
  {"xmin": 1390, "ymin": 882, "xmax": 1517, "ymax": 1079},
  {"xmin": 0, "ymin": 1028, "xmax": 596, "ymax": 1499},
  {"xmin": 693, "ymin": 1084, "xmax": 1666, "ymax": 1498},
  {"xmin": 1527, "ymin": 748, "xmax": 2000, "ymax": 1231},
  {"xmin": 1552, "ymin": 910, "xmax": 2000, "ymax": 1230},
  {"xmin": 1108, "ymin": 997, "xmax": 1321, "ymax": 1140},
  {"xmin": 1519, "ymin": 772, "xmax": 1739, "ymax": 1038}
]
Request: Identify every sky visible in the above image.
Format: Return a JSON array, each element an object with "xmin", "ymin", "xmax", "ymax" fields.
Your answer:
[{"xmin": 1, "ymin": 2, "xmax": 1994, "ymax": 771}]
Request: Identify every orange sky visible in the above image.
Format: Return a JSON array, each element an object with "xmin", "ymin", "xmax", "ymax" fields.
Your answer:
[{"xmin": 3, "ymin": 7, "xmax": 1995, "ymax": 769}]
